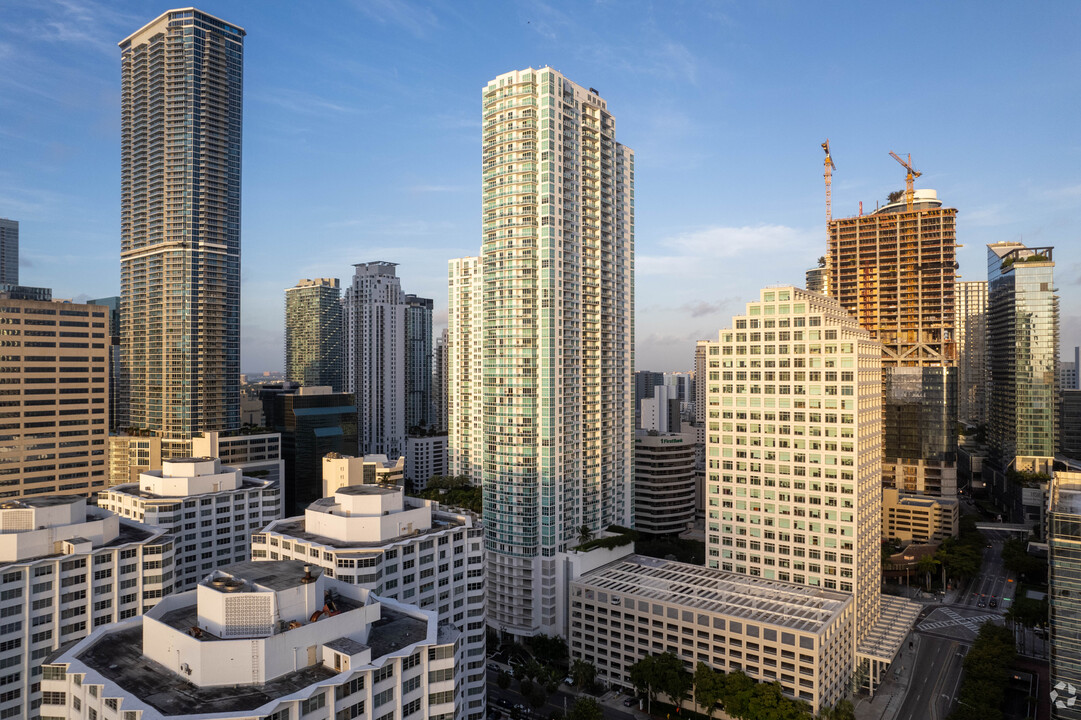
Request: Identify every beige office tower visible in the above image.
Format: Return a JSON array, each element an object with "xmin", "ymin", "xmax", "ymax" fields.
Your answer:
[
  {"xmin": 0, "ymin": 296, "xmax": 109, "ymax": 498},
  {"xmin": 447, "ymin": 257, "xmax": 483, "ymax": 480},
  {"xmin": 449, "ymin": 67, "xmax": 635, "ymax": 639},
  {"xmin": 704, "ymin": 287, "xmax": 916, "ymax": 689},
  {"xmin": 828, "ymin": 190, "xmax": 959, "ymax": 497},
  {"xmin": 956, "ymin": 280, "xmax": 987, "ymax": 426},
  {"xmin": 119, "ymin": 9, "xmax": 244, "ymax": 443}
]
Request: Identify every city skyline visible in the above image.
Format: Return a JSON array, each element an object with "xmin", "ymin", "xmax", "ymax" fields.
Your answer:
[{"xmin": 2, "ymin": 1, "xmax": 1079, "ymax": 373}]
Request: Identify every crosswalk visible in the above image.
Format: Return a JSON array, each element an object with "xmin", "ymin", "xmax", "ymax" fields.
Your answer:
[{"xmin": 917, "ymin": 608, "xmax": 997, "ymax": 633}]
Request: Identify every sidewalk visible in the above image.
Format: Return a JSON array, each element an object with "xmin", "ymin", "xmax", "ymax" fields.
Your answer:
[{"xmin": 854, "ymin": 632, "xmax": 919, "ymax": 720}]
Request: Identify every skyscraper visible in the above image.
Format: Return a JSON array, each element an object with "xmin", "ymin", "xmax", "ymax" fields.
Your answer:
[
  {"xmin": 119, "ymin": 9, "xmax": 244, "ymax": 442},
  {"xmin": 343, "ymin": 261, "xmax": 405, "ymax": 457},
  {"xmin": 285, "ymin": 277, "xmax": 342, "ymax": 391},
  {"xmin": 0, "ymin": 217, "xmax": 17, "ymax": 284},
  {"xmin": 828, "ymin": 189, "xmax": 959, "ymax": 497},
  {"xmin": 447, "ymin": 257, "xmax": 483, "ymax": 480},
  {"xmin": 1049, "ymin": 471, "xmax": 1081, "ymax": 720},
  {"xmin": 986, "ymin": 242, "xmax": 1058, "ymax": 474},
  {"xmin": 956, "ymin": 280, "xmax": 987, "ymax": 426},
  {"xmin": 433, "ymin": 327, "xmax": 449, "ymax": 432},
  {"xmin": 404, "ymin": 293, "xmax": 433, "ymax": 431},
  {"xmin": 450, "ymin": 67, "xmax": 634, "ymax": 638},
  {"xmin": 703, "ymin": 287, "xmax": 916, "ymax": 688}
]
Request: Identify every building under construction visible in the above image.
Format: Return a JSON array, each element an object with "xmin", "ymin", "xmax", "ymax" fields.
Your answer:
[{"xmin": 828, "ymin": 188, "xmax": 959, "ymax": 497}]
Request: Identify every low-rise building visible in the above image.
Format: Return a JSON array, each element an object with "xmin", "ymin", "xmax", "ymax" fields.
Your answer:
[
  {"xmin": 0, "ymin": 495, "xmax": 172, "ymax": 719},
  {"xmin": 882, "ymin": 487, "xmax": 959, "ymax": 545},
  {"xmin": 569, "ymin": 555, "xmax": 854, "ymax": 713},
  {"xmin": 254, "ymin": 485, "xmax": 486, "ymax": 720},
  {"xmin": 41, "ymin": 560, "xmax": 463, "ymax": 720},
  {"xmin": 98, "ymin": 457, "xmax": 281, "ymax": 591},
  {"xmin": 323, "ymin": 453, "xmax": 404, "ymax": 496},
  {"xmin": 404, "ymin": 434, "xmax": 449, "ymax": 492}
]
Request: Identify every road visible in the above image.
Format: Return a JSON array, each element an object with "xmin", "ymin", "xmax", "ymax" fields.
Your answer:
[
  {"xmin": 956, "ymin": 528, "xmax": 1017, "ymax": 612},
  {"xmin": 486, "ymin": 666, "xmax": 639, "ymax": 720},
  {"xmin": 894, "ymin": 631, "xmax": 967, "ymax": 720}
]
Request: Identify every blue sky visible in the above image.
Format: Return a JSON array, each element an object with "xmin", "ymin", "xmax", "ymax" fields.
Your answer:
[{"xmin": 2, "ymin": 0, "xmax": 1079, "ymax": 373}]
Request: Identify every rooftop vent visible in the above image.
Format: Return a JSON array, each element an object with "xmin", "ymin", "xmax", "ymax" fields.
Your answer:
[{"xmin": 300, "ymin": 565, "xmax": 316, "ymax": 584}]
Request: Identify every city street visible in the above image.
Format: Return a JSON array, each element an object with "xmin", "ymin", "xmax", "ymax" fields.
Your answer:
[{"xmin": 486, "ymin": 665, "xmax": 640, "ymax": 720}]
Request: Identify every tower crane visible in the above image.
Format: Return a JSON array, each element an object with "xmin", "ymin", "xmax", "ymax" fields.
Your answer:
[
  {"xmin": 889, "ymin": 151, "xmax": 922, "ymax": 209},
  {"xmin": 822, "ymin": 140, "xmax": 836, "ymax": 228}
]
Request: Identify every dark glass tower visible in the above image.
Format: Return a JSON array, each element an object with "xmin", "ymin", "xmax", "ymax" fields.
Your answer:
[{"xmin": 119, "ymin": 9, "xmax": 244, "ymax": 440}]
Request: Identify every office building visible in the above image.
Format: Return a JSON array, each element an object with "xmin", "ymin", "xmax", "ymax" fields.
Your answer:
[
  {"xmin": 1061, "ymin": 390, "xmax": 1081, "ymax": 461},
  {"xmin": 1061, "ymin": 346, "xmax": 1080, "ymax": 392},
  {"xmin": 255, "ymin": 486, "xmax": 486, "ymax": 719},
  {"xmin": 322, "ymin": 452, "xmax": 404, "ymax": 496},
  {"xmin": 956, "ymin": 281, "xmax": 987, "ymax": 426},
  {"xmin": 806, "ymin": 265, "xmax": 827, "ymax": 294},
  {"xmin": 986, "ymin": 243, "xmax": 1058, "ymax": 475},
  {"xmin": 433, "ymin": 328, "xmax": 449, "ymax": 433},
  {"xmin": 107, "ymin": 428, "xmax": 283, "ymax": 488},
  {"xmin": 405, "ymin": 294, "xmax": 434, "ymax": 432},
  {"xmin": 695, "ymin": 340, "xmax": 710, "ymax": 424},
  {"xmin": 119, "ymin": 9, "xmax": 244, "ymax": 441},
  {"xmin": 88, "ymin": 296, "xmax": 126, "ymax": 432},
  {"xmin": 344, "ymin": 262, "xmax": 405, "ymax": 457},
  {"xmin": 98, "ymin": 456, "xmax": 280, "ymax": 591},
  {"xmin": 42, "ymin": 560, "xmax": 464, "ymax": 720},
  {"xmin": 634, "ymin": 430, "xmax": 697, "ymax": 535},
  {"xmin": 640, "ymin": 384, "xmax": 681, "ymax": 433},
  {"xmin": 569, "ymin": 556, "xmax": 854, "ymax": 713},
  {"xmin": 0, "ymin": 218, "xmax": 16, "ymax": 285},
  {"xmin": 448, "ymin": 67, "xmax": 635, "ymax": 639},
  {"xmin": 881, "ymin": 487, "xmax": 959, "ymax": 545},
  {"xmin": 828, "ymin": 189, "xmax": 959, "ymax": 497},
  {"xmin": 447, "ymin": 257, "xmax": 483, "ymax": 481},
  {"xmin": 261, "ymin": 383, "xmax": 358, "ymax": 515},
  {"xmin": 405, "ymin": 434, "xmax": 449, "ymax": 492},
  {"xmin": 1050, "ymin": 471, "xmax": 1081, "ymax": 720},
  {"xmin": 634, "ymin": 370, "xmax": 665, "ymax": 428},
  {"xmin": 0, "ymin": 296, "xmax": 109, "ymax": 498},
  {"xmin": 0, "ymin": 495, "xmax": 173, "ymax": 719},
  {"xmin": 285, "ymin": 278, "xmax": 343, "ymax": 392},
  {"xmin": 704, "ymin": 287, "xmax": 917, "ymax": 688}
]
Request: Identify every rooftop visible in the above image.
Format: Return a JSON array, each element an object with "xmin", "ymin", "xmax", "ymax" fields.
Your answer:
[
  {"xmin": 266, "ymin": 513, "xmax": 464, "ymax": 551},
  {"xmin": 336, "ymin": 485, "xmax": 400, "ymax": 497},
  {"xmin": 366, "ymin": 610, "xmax": 430, "ymax": 659},
  {"xmin": 105, "ymin": 476, "xmax": 272, "ymax": 500},
  {"xmin": 210, "ymin": 560, "xmax": 324, "ymax": 592},
  {"xmin": 77, "ymin": 624, "xmax": 335, "ymax": 716},
  {"xmin": 574, "ymin": 555, "xmax": 851, "ymax": 634},
  {"xmin": 0, "ymin": 519, "xmax": 158, "ymax": 569},
  {"xmin": 0, "ymin": 495, "xmax": 81, "ymax": 509}
]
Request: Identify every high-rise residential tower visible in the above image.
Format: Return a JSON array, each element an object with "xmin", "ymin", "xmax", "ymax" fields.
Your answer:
[
  {"xmin": 119, "ymin": 9, "xmax": 244, "ymax": 442},
  {"xmin": 449, "ymin": 67, "xmax": 635, "ymax": 639},
  {"xmin": 828, "ymin": 189, "xmax": 959, "ymax": 497},
  {"xmin": 0, "ymin": 217, "xmax": 17, "ymax": 284},
  {"xmin": 447, "ymin": 257, "xmax": 483, "ymax": 480},
  {"xmin": 285, "ymin": 278, "xmax": 342, "ymax": 391},
  {"xmin": 343, "ymin": 261, "xmax": 405, "ymax": 457},
  {"xmin": 956, "ymin": 280, "xmax": 987, "ymax": 426},
  {"xmin": 704, "ymin": 287, "xmax": 917, "ymax": 688},
  {"xmin": 405, "ymin": 294, "xmax": 434, "ymax": 431},
  {"xmin": 987, "ymin": 243, "xmax": 1059, "ymax": 474},
  {"xmin": 433, "ymin": 327, "xmax": 449, "ymax": 432}
]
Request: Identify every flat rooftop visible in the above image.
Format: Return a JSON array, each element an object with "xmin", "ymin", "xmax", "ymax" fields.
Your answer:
[
  {"xmin": 77, "ymin": 625, "xmax": 337, "ymax": 716},
  {"xmin": 335, "ymin": 485, "xmax": 400, "ymax": 497},
  {"xmin": 574, "ymin": 555, "xmax": 851, "ymax": 634},
  {"xmin": 105, "ymin": 477, "xmax": 272, "ymax": 500},
  {"xmin": 0, "ymin": 495, "xmax": 81, "ymax": 509},
  {"xmin": 266, "ymin": 514, "xmax": 463, "ymax": 551},
  {"xmin": 212, "ymin": 560, "xmax": 324, "ymax": 592},
  {"xmin": 367, "ymin": 608, "xmax": 430, "ymax": 659},
  {"xmin": 0, "ymin": 520, "xmax": 159, "ymax": 570}
]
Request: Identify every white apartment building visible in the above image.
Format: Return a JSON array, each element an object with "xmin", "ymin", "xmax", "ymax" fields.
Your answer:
[
  {"xmin": 569, "ymin": 555, "xmax": 854, "ymax": 713},
  {"xmin": 447, "ymin": 257, "xmax": 483, "ymax": 482},
  {"xmin": 0, "ymin": 496, "xmax": 172, "ymax": 719},
  {"xmin": 703, "ymin": 287, "xmax": 916, "ymax": 689},
  {"xmin": 41, "ymin": 560, "xmax": 463, "ymax": 720},
  {"xmin": 253, "ymin": 485, "xmax": 486, "ymax": 720},
  {"xmin": 343, "ymin": 262, "xmax": 406, "ymax": 458},
  {"xmin": 404, "ymin": 435, "xmax": 448, "ymax": 492},
  {"xmin": 449, "ymin": 66, "xmax": 635, "ymax": 640},
  {"xmin": 322, "ymin": 453, "xmax": 404, "ymax": 497},
  {"xmin": 98, "ymin": 457, "xmax": 281, "ymax": 592}
]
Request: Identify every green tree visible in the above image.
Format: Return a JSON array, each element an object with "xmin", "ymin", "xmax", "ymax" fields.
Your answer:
[
  {"xmin": 577, "ymin": 525, "xmax": 594, "ymax": 544},
  {"xmin": 529, "ymin": 686, "xmax": 547, "ymax": 710},
  {"xmin": 566, "ymin": 697, "xmax": 603, "ymax": 720},
  {"xmin": 917, "ymin": 554, "xmax": 939, "ymax": 591},
  {"xmin": 722, "ymin": 671, "xmax": 756, "ymax": 719},
  {"xmin": 497, "ymin": 670, "xmax": 511, "ymax": 690},
  {"xmin": 653, "ymin": 652, "xmax": 692, "ymax": 709},
  {"xmin": 628, "ymin": 655, "xmax": 658, "ymax": 713},
  {"xmin": 528, "ymin": 634, "xmax": 569, "ymax": 666},
  {"xmin": 570, "ymin": 659, "xmax": 596, "ymax": 691},
  {"xmin": 693, "ymin": 662, "xmax": 725, "ymax": 719}
]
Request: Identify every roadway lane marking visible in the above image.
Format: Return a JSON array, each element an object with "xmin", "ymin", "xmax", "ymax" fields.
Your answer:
[{"xmin": 917, "ymin": 610, "xmax": 996, "ymax": 633}]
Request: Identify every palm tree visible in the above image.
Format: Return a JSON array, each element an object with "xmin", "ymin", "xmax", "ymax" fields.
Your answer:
[
  {"xmin": 917, "ymin": 554, "xmax": 939, "ymax": 591},
  {"xmin": 577, "ymin": 525, "xmax": 594, "ymax": 544}
]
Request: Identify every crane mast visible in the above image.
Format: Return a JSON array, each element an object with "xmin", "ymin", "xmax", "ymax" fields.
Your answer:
[
  {"xmin": 822, "ymin": 140, "xmax": 836, "ymax": 229},
  {"xmin": 889, "ymin": 151, "xmax": 922, "ymax": 209}
]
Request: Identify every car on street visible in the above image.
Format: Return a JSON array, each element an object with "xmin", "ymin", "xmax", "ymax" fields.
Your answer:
[
  {"xmin": 989, "ymin": 598, "xmax": 998, "ymax": 608},
  {"xmin": 977, "ymin": 597, "xmax": 987, "ymax": 608},
  {"xmin": 488, "ymin": 663, "xmax": 500, "ymax": 672},
  {"xmin": 623, "ymin": 698, "xmax": 637, "ymax": 707},
  {"xmin": 563, "ymin": 676, "xmax": 574, "ymax": 686}
]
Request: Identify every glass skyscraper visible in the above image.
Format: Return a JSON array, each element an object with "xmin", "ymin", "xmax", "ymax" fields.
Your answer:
[
  {"xmin": 0, "ymin": 217, "xmax": 17, "ymax": 285},
  {"xmin": 1050, "ymin": 472, "xmax": 1081, "ymax": 720},
  {"xmin": 119, "ymin": 9, "xmax": 244, "ymax": 439},
  {"xmin": 285, "ymin": 278, "xmax": 342, "ymax": 392},
  {"xmin": 404, "ymin": 294, "xmax": 433, "ymax": 431}
]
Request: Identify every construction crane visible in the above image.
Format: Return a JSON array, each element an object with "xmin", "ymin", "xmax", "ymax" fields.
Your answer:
[
  {"xmin": 889, "ymin": 151, "xmax": 922, "ymax": 209},
  {"xmin": 822, "ymin": 140, "xmax": 836, "ymax": 228}
]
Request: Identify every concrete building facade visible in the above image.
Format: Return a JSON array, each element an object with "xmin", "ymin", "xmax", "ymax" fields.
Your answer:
[
  {"xmin": 98, "ymin": 457, "xmax": 281, "ymax": 592},
  {"xmin": 344, "ymin": 262, "xmax": 406, "ymax": 458},
  {"xmin": 322, "ymin": 453, "xmax": 404, "ymax": 497},
  {"xmin": 0, "ymin": 297, "xmax": 109, "ymax": 498},
  {"xmin": 633, "ymin": 430, "xmax": 697, "ymax": 536},
  {"xmin": 42, "ymin": 561, "xmax": 463, "ymax": 720},
  {"xmin": 447, "ymin": 258, "xmax": 483, "ymax": 482},
  {"xmin": 119, "ymin": 9, "xmax": 244, "ymax": 440},
  {"xmin": 1050, "ymin": 471, "xmax": 1081, "ymax": 720},
  {"xmin": 0, "ymin": 496, "xmax": 172, "ymax": 719},
  {"xmin": 285, "ymin": 278, "xmax": 343, "ymax": 392},
  {"xmin": 881, "ymin": 487, "xmax": 959, "ymax": 545},
  {"xmin": 405, "ymin": 435, "xmax": 449, "ymax": 493}
]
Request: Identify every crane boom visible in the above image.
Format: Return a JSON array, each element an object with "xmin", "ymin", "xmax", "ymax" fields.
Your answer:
[{"xmin": 889, "ymin": 151, "xmax": 922, "ymax": 209}]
